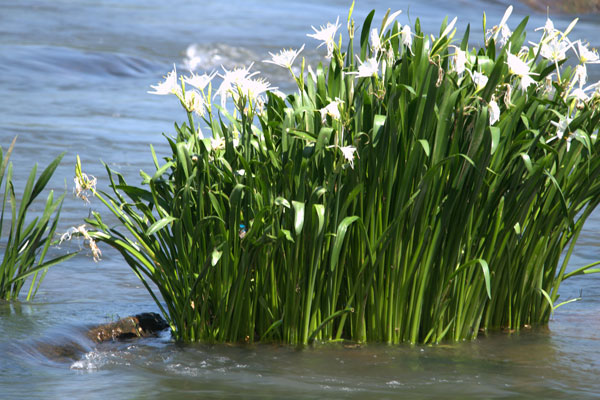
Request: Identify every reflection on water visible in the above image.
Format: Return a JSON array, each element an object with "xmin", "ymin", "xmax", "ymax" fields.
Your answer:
[{"xmin": 1, "ymin": 0, "xmax": 600, "ymax": 398}]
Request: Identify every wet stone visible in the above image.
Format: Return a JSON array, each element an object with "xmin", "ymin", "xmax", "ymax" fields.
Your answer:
[{"xmin": 86, "ymin": 312, "xmax": 169, "ymax": 343}]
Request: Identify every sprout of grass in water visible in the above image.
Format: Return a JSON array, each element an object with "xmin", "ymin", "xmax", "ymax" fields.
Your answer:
[{"xmin": 0, "ymin": 138, "xmax": 76, "ymax": 300}]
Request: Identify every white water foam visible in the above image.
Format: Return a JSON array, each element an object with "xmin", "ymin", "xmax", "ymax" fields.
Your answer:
[
  {"xmin": 182, "ymin": 43, "xmax": 259, "ymax": 73},
  {"xmin": 70, "ymin": 351, "xmax": 107, "ymax": 371}
]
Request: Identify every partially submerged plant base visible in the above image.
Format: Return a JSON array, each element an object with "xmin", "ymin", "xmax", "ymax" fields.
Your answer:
[{"xmin": 79, "ymin": 5, "xmax": 600, "ymax": 345}]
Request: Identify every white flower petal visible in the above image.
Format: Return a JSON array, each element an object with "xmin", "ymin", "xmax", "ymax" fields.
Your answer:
[
  {"xmin": 472, "ymin": 71, "xmax": 488, "ymax": 91},
  {"xmin": 340, "ymin": 146, "xmax": 357, "ymax": 169},
  {"xmin": 263, "ymin": 44, "xmax": 305, "ymax": 69},
  {"xmin": 507, "ymin": 54, "xmax": 531, "ymax": 77},
  {"xmin": 402, "ymin": 25, "xmax": 413, "ymax": 48},
  {"xmin": 348, "ymin": 56, "xmax": 379, "ymax": 78},
  {"xmin": 184, "ymin": 71, "xmax": 216, "ymax": 91},
  {"xmin": 453, "ymin": 48, "xmax": 467, "ymax": 76},
  {"xmin": 148, "ymin": 65, "xmax": 180, "ymax": 96},
  {"xmin": 370, "ymin": 28, "xmax": 381, "ymax": 54},
  {"xmin": 577, "ymin": 41, "xmax": 600, "ymax": 64},
  {"xmin": 320, "ymin": 99, "xmax": 343, "ymax": 122},
  {"xmin": 489, "ymin": 100, "xmax": 500, "ymax": 125},
  {"xmin": 307, "ymin": 17, "xmax": 341, "ymax": 59}
]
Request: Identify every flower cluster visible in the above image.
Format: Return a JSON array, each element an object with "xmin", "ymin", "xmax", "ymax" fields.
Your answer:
[
  {"xmin": 149, "ymin": 62, "xmax": 279, "ymax": 118},
  {"xmin": 446, "ymin": 7, "xmax": 600, "ymax": 148},
  {"xmin": 148, "ymin": 65, "xmax": 212, "ymax": 117},
  {"xmin": 148, "ymin": 5, "xmax": 599, "ymax": 175}
]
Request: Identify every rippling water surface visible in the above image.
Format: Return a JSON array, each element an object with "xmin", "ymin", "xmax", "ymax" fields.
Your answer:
[{"xmin": 1, "ymin": 1, "xmax": 600, "ymax": 398}]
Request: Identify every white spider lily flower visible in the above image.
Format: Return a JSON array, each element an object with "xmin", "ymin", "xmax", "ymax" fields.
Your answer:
[
  {"xmin": 340, "ymin": 146, "xmax": 357, "ymax": 169},
  {"xmin": 184, "ymin": 71, "xmax": 217, "ymax": 91},
  {"xmin": 469, "ymin": 70, "xmax": 488, "ymax": 91},
  {"xmin": 568, "ymin": 79, "xmax": 596, "ymax": 106},
  {"xmin": 74, "ymin": 172, "xmax": 97, "ymax": 204},
  {"xmin": 237, "ymin": 77, "xmax": 276, "ymax": 104},
  {"xmin": 498, "ymin": 24, "xmax": 512, "ymax": 47},
  {"xmin": 182, "ymin": 90, "xmax": 206, "ymax": 116},
  {"xmin": 576, "ymin": 41, "xmax": 600, "ymax": 64},
  {"xmin": 319, "ymin": 99, "xmax": 343, "ymax": 122},
  {"xmin": 489, "ymin": 99, "xmax": 501, "ymax": 125},
  {"xmin": 440, "ymin": 17, "xmax": 458, "ymax": 38},
  {"xmin": 401, "ymin": 25, "xmax": 413, "ymax": 48},
  {"xmin": 348, "ymin": 56, "xmax": 379, "ymax": 78},
  {"xmin": 486, "ymin": 6, "xmax": 512, "ymax": 45},
  {"xmin": 211, "ymin": 137, "xmax": 226, "ymax": 151},
  {"xmin": 452, "ymin": 48, "xmax": 467, "ymax": 76},
  {"xmin": 148, "ymin": 65, "xmax": 180, "ymax": 96},
  {"xmin": 506, "ymin": 54, "xmax": 531, "ymax": 76},
  {"xmin": 507, "ymin": 54, "xmax": 537, "ymax": 91},
  {"xmin": 263, "ymin": 44, "xmax": 305, "ymax": 69},
  {"xmin": 474, "ymin": 72, "xmax": 488, "ymax": 90},
  {"xmin": 538, "ymin": 38, "xmax": 571, "ymax": 62},
  {"xmin": 370, "ymin": 28, "xmax": 382, "ymax": 54},
  {"xmin": 216, "ymin": 64, "xmax": 259, "ymax": 107},
  {"xmin": 548, "ymin": 115, "xmax": 573, "ymax": 143},
  {"xmin": 307, "ymin": 17, "xmax": 341, "ymax": 59},
  {"xmin": 540, "ymin": 18, "xmax": 556, "ymax": 35},
  {"xmin": 382, "ymin": 10, "xmax": 402, "ymax": 33}
]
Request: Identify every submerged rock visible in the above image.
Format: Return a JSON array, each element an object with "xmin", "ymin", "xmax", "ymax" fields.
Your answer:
[
  {"xmin": 21, "ymin": 313, "xmax": 170, "ymax": 365},
  {"xmin": 86, "ymin": 312, "xmax": 169, "ymax": 343},
  {"xmin": 519, "ymin": 0, "xmax": 600, "ymax": 14},
  {"xmin": 31, "ymin": 339, "xmax": 91, "ymax": 363}
]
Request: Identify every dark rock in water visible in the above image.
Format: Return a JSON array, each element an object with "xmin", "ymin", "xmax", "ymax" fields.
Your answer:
[
  {"xmin": 86, "ymin": 312, "xmax": 169, "ymax": 343},
  {"xmin": 519, "ymin": 0, "xmax": 600, "ymax": 14}
]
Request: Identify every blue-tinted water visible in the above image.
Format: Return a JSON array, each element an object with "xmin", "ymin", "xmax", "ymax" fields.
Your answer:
[{"xmin": 1, "ymin": 1, "xmax": 600, "ymax": 398}]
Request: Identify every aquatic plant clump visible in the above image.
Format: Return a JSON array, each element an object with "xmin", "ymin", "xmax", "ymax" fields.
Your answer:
[
  {"xmin": 81, "ymin": 5, "xmax": 600, "ymax": 344},
  {"xmin": 0, "ymin": 138, "xmax": 76, "ymax": 300}
]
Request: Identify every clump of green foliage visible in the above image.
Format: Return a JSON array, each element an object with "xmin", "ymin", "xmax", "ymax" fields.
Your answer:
[
  {"xmin": 80, "ymin": 6, "xmax": 600, "ymax": 344},
  {"xmin": 0, "ymin": 138, "xmax": 75, "ymax": 300}
]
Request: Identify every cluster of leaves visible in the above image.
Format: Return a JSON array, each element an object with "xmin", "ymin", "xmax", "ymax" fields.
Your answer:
[
  {"xmin": 81, "ymin": 5, "xmax": 600, "ymax": 344},
  {"xmin": 0, "ymin": 138, "xmax": 75, "ymax": 301}
]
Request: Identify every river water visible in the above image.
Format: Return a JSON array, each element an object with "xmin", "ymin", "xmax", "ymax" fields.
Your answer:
[{"xmin": 1, "ymin": 0, "xmax": 600, "ymax": 398}]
